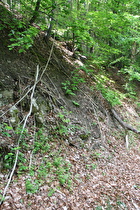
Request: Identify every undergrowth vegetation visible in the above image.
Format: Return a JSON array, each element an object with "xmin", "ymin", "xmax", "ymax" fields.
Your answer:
[
  {"xmin": 1, "ymin": 115, "xmax": 139, "ymax": 209},
  {"xmin": 0, "ymin": 107, "xmax": 93, "ymax": 196},
  {"xmin": 61, "ymin": 70, "xmax": 85, "ymax": 96},
  {"xmin": 0, "ymin": 123, "xmax": 73, "ymax": 195},
  {"xmin": 2, "ymin": 95, "xmax": 121, "ymax": 200}
]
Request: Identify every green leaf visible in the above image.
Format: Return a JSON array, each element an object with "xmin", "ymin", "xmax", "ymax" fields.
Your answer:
[{"xmin": 72, "ymin": 101, "xmax": 80, "ymax": 106}]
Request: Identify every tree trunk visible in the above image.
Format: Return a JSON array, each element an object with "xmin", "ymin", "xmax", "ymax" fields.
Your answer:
[
  {"xmin": 44, "ymin": 17, "xmax": 54, "ymax": 44},
  {"xmin": 29, "ymin": 0, "xmax": 41, "ymax": 25}
]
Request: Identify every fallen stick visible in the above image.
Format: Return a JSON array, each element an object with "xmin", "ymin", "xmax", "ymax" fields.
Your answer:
[{"xmin": 111, "ymin": 108, "xmax": 140, "ymax": 134}]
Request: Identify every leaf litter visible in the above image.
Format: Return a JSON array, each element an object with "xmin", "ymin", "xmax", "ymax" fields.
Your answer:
[{"xmin": 0, "ymin": 129, "xmax": 140, "ymax": 210}]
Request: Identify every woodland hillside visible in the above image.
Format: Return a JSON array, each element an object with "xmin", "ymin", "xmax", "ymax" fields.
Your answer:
[{"xmin": 0, "ymin": 1, "xmax": 140, "ymax": 209}]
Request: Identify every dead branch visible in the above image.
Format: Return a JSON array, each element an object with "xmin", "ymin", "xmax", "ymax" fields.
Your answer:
[
  {"xmin": 0, "ymin": 65, "xmax": 39, "ymax": 205},
  {"xmin": 29, "ymin": 116, "xmax": 36, "ymax": 170},
  {"xmin": 111, "ymin": 109, "xmax": 140, "ymax": 134}
]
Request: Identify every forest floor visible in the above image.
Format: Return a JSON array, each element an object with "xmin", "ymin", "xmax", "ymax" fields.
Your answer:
[
  {"xmin": 0, "ymin": 31, "xmax": 140, "ymax": 210},
  {"xmin": 0, "ymin": 126, "xmax": 140, "ymax": 209}
]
